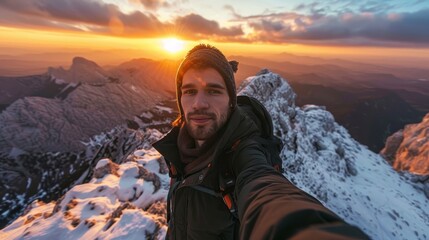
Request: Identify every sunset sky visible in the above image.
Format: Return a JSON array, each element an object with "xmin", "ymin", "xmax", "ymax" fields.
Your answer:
[{"xmin": 1, "ymin": 0, "xmax": 429, "ymax": 66}]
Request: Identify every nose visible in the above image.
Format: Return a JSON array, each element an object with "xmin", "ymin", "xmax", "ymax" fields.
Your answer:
[{"xmin": 192, "ymin": 92, "xmax": 209, "ymax": 110}]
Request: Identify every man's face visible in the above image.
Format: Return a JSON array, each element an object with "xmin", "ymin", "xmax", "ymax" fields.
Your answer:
[{"xmin": 181, "ymin": 67, "xmax": 230, "ymax": 142}]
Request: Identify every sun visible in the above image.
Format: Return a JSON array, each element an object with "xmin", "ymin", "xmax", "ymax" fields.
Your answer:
[{"xmin": 162, "ymin": 38, "xmax": 184, "ymax": 53}]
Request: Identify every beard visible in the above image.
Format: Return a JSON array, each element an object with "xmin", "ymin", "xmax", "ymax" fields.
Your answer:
[{"xmin": 185, "ymin": 110, "xmax": 229, "ymax": 141}]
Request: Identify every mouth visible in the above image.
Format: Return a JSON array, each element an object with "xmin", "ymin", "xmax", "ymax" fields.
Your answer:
[{"xmin": 189, "ymin": 115, "xmax": 213, "ymax": 125}]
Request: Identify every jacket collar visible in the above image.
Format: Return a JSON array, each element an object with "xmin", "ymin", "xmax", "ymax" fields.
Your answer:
[
  {"xmin": 152, "ymin": 107, "xmax": 259, "ymax": 175},
  {"xmin": 152, "ymin": 127, "xmax": 184, "ymax": 174}
]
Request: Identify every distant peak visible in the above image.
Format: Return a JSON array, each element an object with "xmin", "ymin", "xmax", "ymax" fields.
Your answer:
[
  {"xmin": 256, "ymin": 68, "xmax": 271, "ymax": 76},
  {"xmin": 72, "ymin": 56, "xmax": 98, "ymax": 67},
  {"xmin": 47, "ymin": 57, "xmax": 108, "ymax": 83}
]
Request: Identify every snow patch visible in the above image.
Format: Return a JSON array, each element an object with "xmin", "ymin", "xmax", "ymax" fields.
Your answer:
[{"xmin": 95, "ymin": 159, "xmax": 110, "ymax": 169}]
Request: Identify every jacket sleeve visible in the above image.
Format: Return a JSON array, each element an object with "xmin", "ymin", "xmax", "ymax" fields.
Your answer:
[{"xmin": 232, "ymin": 142, "xmax": 370, "ymax": 240}]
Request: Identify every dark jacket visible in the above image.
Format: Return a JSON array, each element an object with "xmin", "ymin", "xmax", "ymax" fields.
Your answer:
[{"xmin": 153, "ymin": 107, "xmax": 369, "ymax": 240}]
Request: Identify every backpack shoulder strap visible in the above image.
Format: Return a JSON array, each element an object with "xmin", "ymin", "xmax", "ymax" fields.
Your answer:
[
  {"xmin": 185, "ymin": 140, "xmax": 244, "ymax": 219},
  {"xmin": 237, "ymin": 95, "xmax": 284, "ymax": 173},
  {"xmin": 237, "ymin": 95, "xmax": 274, "ymax": 138}
]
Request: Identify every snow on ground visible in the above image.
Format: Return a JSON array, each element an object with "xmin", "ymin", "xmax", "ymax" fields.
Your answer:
[
  {"xmin": 239, "ymin": 70, "xmax": 429, "ymax": 240},
  {"xmin": 289, "ymin": 106, "xmax": 429, "ymax": 239},
  {"xmin": 0, "ymin": 148, "xmax": 169, "ymax": 240},
  {"xmin": 1, "ymin": 70, "xmax": 429, "ymax": 239}
]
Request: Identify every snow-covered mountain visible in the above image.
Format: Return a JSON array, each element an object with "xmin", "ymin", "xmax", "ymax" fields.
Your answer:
[
  {"xmin": 0, "ymin": 58, "xmax": 169, "ymax": 155},
  {"xmin": 0, "ymin": 102, "xmax": 178, "ymax": 229},
  {"xmin": 0, "ymin": 139, "xmax": 170, "ymax": 239},
  {"xmin": 0, "ymin": 57, "xmax": 177, "ymax": 229},
  {"xmin": 381, "ymin": 113, "xmax": 429, "ymax": 174},
  {"xmin": 1, "ymin": 70, "xmax": 428, "ymax": 239}
]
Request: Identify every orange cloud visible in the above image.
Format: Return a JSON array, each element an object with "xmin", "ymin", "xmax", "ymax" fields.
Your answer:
[
  {"xmin": 1, "ymin": 0, "xmax": 429, "ymax": 47},
  {"xmin": 0, "ymin": 0, "xmax": 243, "ymax": 40}
]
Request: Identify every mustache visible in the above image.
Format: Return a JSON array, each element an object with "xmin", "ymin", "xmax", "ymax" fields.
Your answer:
[{"xmin": 187, "ymin": 111, "xmax": 216, "ymax": 118}]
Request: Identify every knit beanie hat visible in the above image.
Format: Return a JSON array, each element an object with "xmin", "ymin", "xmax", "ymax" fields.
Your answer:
[{"xmin": 175, "ymin": 44, "xmax": 238, "ymax": 118}]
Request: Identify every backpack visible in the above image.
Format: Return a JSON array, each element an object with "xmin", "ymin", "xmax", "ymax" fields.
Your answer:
[
  {"xmin": 235, "ymin": 95, "xmax": 284, "ymax": 173},
  {"xmin": 167, "ymin": 95, "xmax": 284, "ymax": 220},
  {"xmin": 215, "ymin": 95, "xmax": 284, "ymax": 218}
]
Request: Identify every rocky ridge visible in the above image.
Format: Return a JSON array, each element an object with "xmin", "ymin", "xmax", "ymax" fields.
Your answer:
[
  {"xmin": 1, "ymin": 142, "xmax": 169, "ymax": 239},
  {"xmin": 0, "ymin": 57, "xmax": 169, "ymax": 155},
  {"xmin": 1, "ymin": 70, "xmax": 428, "ymax": 239},
  {"xmin": 0, "ymin": 105, "xmax": 176, "ymax": 229}
]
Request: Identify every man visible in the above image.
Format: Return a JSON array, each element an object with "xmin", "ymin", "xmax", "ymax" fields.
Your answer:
[{"xmin": 153, "ymin": 44, "xmax": 369, "ymax": 240}]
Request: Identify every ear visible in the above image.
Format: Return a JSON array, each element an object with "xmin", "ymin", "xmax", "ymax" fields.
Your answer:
[{"xmin": 229, "ymin": 61, "xmax": 238, "ymax": 73}]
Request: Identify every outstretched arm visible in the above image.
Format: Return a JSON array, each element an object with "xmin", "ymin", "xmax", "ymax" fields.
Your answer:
[{"xmin": 232, "ymin": 143, "xmax": 369, "ymax": 240}]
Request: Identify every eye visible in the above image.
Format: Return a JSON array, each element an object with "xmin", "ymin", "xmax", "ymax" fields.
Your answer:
[
  {"xmin": 208, "ymin": 89, "xmax": 222, "ymax": 95},
  {"xmin": 182, "ymin": 89, "xmax": 196, "ymax": 95}
]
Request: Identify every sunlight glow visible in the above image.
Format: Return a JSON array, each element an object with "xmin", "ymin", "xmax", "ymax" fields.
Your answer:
[{"xmin": 162, "ymin": 38, "xmax": 184, "ymax": 53}]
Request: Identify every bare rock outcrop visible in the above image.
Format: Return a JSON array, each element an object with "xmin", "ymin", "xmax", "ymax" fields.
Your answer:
[
  {"xmin": 93, "ymin": 159, "xmax": 120, "ymax": 179},
  {"xmin": 380, "ymin": 130, "xmax": 404, "ymax": 164},
  {"xmin": 381, "ymin": 113, "xmax": 429, "ymax": 174},
  {"xmin": 48, "ymin": 57, "xmax": 111, "ymax": 84}
]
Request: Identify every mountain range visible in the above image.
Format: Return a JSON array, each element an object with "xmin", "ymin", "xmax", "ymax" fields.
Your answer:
[
  {"xmin": 1, "ymin": 54, "xmax": 428, "ymax": 234},
  {"xmin": 0, "ymin": 57, "xmax": 172, "ymax": 155},
  {"xmin": 2, "ymin": 54, "xmax": 428, "ymax": 152},
  {"xmin": 232, "ymin": 55, "xmax": 429, "ymax": 151},
  {"xmin": 1, "ymin": 70, "xmax": 428, "ymax": 239},
  {"xmin": 0, "ymin": 57, "xmax": 177, "ymax": 229}
]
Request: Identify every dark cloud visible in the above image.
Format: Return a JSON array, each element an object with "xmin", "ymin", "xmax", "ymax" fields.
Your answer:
[
  {"xmin": 0, "ymin": 7, "xmax": 82, "ymax": 31},
  {"xmin": 0, "ymin": 0, "xmax": 243, "ymax": 40},
  {"xmin": 294, "ymin": 2, "xmax": 321, "ymax": 12},
  {"xmin": 0, "ymin": 0, "xmax": 169, "ymax": 37},
  {"xmin": 175, "ymin": 13, "xmax": 243, "ymax": 38},
  {"xmin": 139, "ymin": 0, "xmax": 170, "ymax": 10},
  {"xmin": 224, "ymin": 4, "xmax": 240, "ymax": 19},
  {"xmin": 294, "ymin": 0, "xmax": 400, "ymax": 16},
  {"xmin": 0, "ymin": 0, "xmax": 115, "ymax": 25},
  {"xmin": 245, "ymin": 8, "xmax": 429, "ymax": 46},
  {"xmin": 229, "ymin": 12, "xmax": 302, "ymax": 22},
  {"xmin": 1, "ymin": 0, "xmax": 427, "ymax": 47},
  {"xmin": 358, "ymin": 2, "xmax": 395, "ymax": 13}
]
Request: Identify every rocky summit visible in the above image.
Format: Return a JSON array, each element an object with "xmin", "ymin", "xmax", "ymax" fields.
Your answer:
[{"xmin": 1, "ymin": 70, "xmax": 428, "ymax": 239}]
